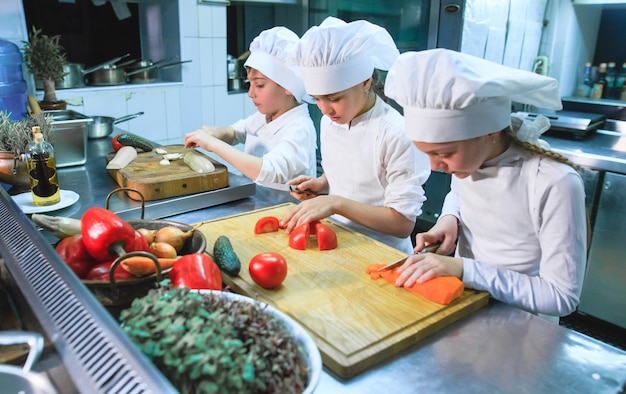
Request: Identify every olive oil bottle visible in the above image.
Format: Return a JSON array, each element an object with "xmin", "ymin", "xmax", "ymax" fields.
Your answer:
[{"xmin": 26, "ymin": 127, "xmax": 60, "ymax": 206}]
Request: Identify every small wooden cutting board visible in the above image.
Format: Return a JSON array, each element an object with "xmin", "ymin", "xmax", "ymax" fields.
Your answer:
[
  {"xmin": 106, "ymin": 145, "xmax": 229, "ymax": 201},
  {"xmin": 194, "ymin": 204, "xmax": 489, "ymax": 379}
]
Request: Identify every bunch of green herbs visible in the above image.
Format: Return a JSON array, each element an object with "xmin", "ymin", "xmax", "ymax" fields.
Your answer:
[
  {"xmin": 0, "ymin": 112, "xmax": 54, "ymax": 153},
  {"xmin": 119, "ymin": 284, "xmax": 310, "ymax": 394}
]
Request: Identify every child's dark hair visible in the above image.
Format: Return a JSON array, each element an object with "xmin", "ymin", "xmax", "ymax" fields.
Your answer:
[{"xmin": 372, "ymin": 69, "xmax": 388, "ymax": 102}]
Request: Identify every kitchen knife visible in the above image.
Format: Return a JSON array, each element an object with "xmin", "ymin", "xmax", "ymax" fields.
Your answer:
[
  {"xmin": 376, "ymin": 243, "xmax": 441, "ymax": 272},
  {"xmin": 258, "ymin": 182, "xmax": 321, "ymax": 195}
]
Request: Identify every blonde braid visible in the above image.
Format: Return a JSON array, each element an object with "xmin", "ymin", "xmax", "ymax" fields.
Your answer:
[{"xmin": 504, "ymin": 127, "xmax": 580, "ymax": 171}]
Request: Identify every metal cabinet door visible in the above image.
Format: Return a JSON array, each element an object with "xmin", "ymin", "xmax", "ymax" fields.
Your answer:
[{"xmin": 578, "ymin": 171, "xmax": 626, "ymax": 329}]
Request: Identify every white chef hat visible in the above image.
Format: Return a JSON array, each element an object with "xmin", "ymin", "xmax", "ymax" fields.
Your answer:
[
  {"xmin": 245, "ymin": 26, "xmax": 308, "ymax": 103},
  {"xmin": 385, "ymin": 49, "xmax": 563, "ymax": 143},
  {"xmin": 297, "ymin": 16, "xmax": 399, "ymax": 96}
]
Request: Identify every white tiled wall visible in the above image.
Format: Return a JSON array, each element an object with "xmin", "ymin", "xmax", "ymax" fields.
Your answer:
[{"xmin": 0, "ymin": 0, "xmax": 249, "ymax": 146}]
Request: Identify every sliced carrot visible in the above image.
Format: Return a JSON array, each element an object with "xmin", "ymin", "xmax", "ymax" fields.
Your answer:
[
  {"xmin": 121, "ymin": 256, "xmax": 179, "ymax": 276},
  {"xmin": 366, "ymin": 264, "xmax": 464, "ymax": 305}
]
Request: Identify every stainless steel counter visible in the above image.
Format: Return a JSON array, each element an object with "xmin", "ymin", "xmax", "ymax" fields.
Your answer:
[
  {"xmin": 544, "ymin": 126, "xmax": 626, "ymax": 174},
  {"xmin": 2, "ymin": 135, "xmax": 626, "ymax": 393},
  {"xmin": 167, "ymin": 200, "xmax": 626, "ymax": 394}
]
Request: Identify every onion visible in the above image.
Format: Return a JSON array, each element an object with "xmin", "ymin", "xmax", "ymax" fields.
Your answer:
[
  {"xmin": 149, "ymin": 241, "xmax": 178, "ymax": 258},
  {"xmin": 137, "ymin": 228, "xmax": 157, "ymax": 244},
  {"xmin": 154, "ymin": 226, "xmax": 193, "ymax": 252}
]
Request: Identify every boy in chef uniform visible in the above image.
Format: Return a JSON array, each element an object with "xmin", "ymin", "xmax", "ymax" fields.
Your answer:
[
  {"xmin": 385, "ymin": 49, "xmax": 587, "ymax": 321},
  {"xmin": 184, "ymin": 27, "xmax": 317, "ymax": 204},
  {"xmin": 280, "ymin": 17, "xmax": 431, "ymax": 254}
]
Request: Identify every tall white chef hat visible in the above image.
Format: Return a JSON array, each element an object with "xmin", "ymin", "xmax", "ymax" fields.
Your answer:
[
  {"xmin": 385, "ymin": 49, "xmax": 563, "ymax": 143},
  {"xmin": 245, "ymin": 26, "xmax": 308, "ymax": 103},
  {"xmin": 297, "ymin": 16, "xmax": 400, "ymax": 96}
]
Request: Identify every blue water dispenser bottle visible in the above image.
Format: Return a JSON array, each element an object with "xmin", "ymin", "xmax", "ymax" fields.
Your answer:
[{"xmin": 0, "ymin": 38, "xmax": 28, "ymax": 120}]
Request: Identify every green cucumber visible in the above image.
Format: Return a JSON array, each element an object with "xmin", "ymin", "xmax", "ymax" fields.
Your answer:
[
  {"xmin": 213, "ymin": 235, "xmax": 241, "ymax": 276},
  {"xmin": 117, "ymin": 132, "xmax": 154, "ymax": 152}
]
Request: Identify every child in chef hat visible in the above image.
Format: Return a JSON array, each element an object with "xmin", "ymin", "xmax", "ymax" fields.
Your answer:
[
  {"xmin": 385, "ymin": 48, "xmax": 587, "ymax": 321},
  {"xmin": 279, "ymin": 16, "xmax": 431, "ymax": 254},
  {"xmin": 184, "ymin": 26, "xmax": 317, "ymax": 204}
]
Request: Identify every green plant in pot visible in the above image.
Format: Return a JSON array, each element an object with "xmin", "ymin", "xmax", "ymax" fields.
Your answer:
[
  {"xmin": 22, "ymin": 27, "xmax": 68, "ymax": 111},
  {"xmin": 0, "ymin": 112, "xmax": 54, "ymax": 189}
]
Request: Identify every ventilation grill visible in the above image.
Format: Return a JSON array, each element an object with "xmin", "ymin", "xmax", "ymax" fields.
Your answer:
[{"xmin": 0, "ymin": 201, "xmax": 170, "ymax": 393}]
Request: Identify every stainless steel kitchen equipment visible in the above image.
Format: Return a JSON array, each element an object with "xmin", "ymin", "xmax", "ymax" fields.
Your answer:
[
  {"xmin": 0, "ymin": 331, "xmax": 58, "ymax": 394},
  {"xmin": 125, "ymin": 59, "xmax": 191, "ymax": 84},
  {"xmin": 87, "ymin": 112, "xmax": 144, "ymax": 139},
  {"xmin": 516, "ymin": 110, "xmax": 607, "ymax": 140},
  {"xmin": 45, "ymin": 110, "xmax": 93, "ymax": 167}
]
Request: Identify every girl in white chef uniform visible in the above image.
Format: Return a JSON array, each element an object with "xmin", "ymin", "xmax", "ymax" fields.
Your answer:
[
  {"xmin": 385, "ymin": 49, "xmax": 587, "ymax": 321},
  {"xmin": 280, "ymin": 17, "xmax": 431, "ymax": 254},
  {"xmin": 184, "ymin": 27, "xmax": 317, "ymax": 204}
]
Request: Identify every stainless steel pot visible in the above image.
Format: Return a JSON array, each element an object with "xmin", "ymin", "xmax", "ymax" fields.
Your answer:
[
  {"xmin": 126, "ymin": 60, "xmax": 191, "ymax": 84},
  {"xmin": 87, "ymin": 111, "xmax": 144, "ymax": 139},
  {"xmin": 0, "ymin": 331, "xmax": 58, "ymax": 394},
  {"xmin": 83, "ymin": 54, "xmax": 131, "ymax": 86},
  {"xmin": 35, "ymin": 63, "xmax": 86, "ymax": 90}
]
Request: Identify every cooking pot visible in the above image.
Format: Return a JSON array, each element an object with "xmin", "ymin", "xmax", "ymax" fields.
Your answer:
[
  {"xmin": 35, "ymin": 63, "xmax": 86, "ymax": 90},
  {"xmin": 126, "ymin": 60, "xmax": 192, "ymax": 84},
  {"xmin": 83, "ymin": 54, "xmax": 131, "ymax": 86},
  {"xmin": 87, "ymin": 111, "xmax": 144, "ymax": 139},
  {"xmin": 0, "ymin": 331, "xmax": 58, "ymax": 394}
]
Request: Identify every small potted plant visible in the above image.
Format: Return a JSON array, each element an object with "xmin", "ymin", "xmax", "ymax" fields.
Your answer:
[{"xmin": 22, "ymin": 27, "xmax": 68, "ymax": 111}]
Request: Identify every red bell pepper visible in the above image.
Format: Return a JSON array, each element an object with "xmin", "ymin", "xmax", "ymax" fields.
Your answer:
[
  {"xmin": 81, "ymin": 207, "xmax": 138, "ymax": 262},
  {"xmin": 288, "ymin": 223, "xmax": 310, "ymax": 250},
  {"xmin": 131, "ymin": 229, "xmax": 150, "ymax": 252},
  {"xmin": 85, "ymin": 261, "xmax": 136, "ymax": 281},
  {"xmin": 168, "ymin": 253, "xmax": 222, "ymax": 290},
  {"xmin": 111, "ymin": 134, "xmax": 123, "ymax": 152},
  {"xmin": 55, "ymin": 234, "xmax": 98, "ymax": 279},
  {"xmin": 315, "ymin": 222, "xmax": 337, "ymax": 251}
]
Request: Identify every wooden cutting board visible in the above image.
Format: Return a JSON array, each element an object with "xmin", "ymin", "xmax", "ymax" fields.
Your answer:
[
  {"xmin": 194, "ymin": 204, "xmax": 489, "ymax": 379},
  {"xmin": 106, "ymin": 145, "xmax": 229, "ymax": 201}
]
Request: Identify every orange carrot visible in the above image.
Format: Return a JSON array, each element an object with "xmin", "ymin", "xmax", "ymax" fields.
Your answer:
[
  {"xmin": 121, "ymin": 256, "xmax": 179, "ymax": 276},
  {"xmin": 366, "ymin": 264, "xmax": 464, "ymax": 305}
]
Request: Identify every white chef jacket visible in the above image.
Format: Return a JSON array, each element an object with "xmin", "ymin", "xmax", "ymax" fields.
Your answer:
[
  {"xmin": 320, "ymin": 96, "xmax": 430, "ymax": 254},
  {"xmin": 440, "ymin": 144, "xmax": 587, "ymax": 318},
  {"xmin": 231, "ymin": 103, "xmax": 317, "ymax": 204}
]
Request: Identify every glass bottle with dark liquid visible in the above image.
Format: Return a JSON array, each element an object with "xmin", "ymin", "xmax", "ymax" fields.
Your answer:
[{"xmin": 26, "ymin": 128, "xmax": 60, "ymax": 206}]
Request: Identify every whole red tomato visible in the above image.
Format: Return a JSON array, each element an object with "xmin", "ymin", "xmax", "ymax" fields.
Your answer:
[{"xmin": 249, "ymin": 252, "xmax": 287, "ymax": 289}]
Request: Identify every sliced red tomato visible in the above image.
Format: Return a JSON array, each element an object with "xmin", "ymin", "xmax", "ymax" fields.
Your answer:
[
  {"xmin": 254, "ymin": 216, "xmax": 280, "ymax": 234},
  {"xmin": 308, "ymin": 220, "xmax": 320, "ymax": 235},
  {"xmin": 315, "ymin": 222, "xmax": 337, "ymax": 251},
  {"xmin": 288, "ymin": 223, "xmax": 310, "ymax": 250},
  {"xmin": 111, "ymin": 134, "xmax": 124, "ymax": 152},
  {"xmin": 249, "ymin": 252, "xmax": 287, "ymax": 289}
]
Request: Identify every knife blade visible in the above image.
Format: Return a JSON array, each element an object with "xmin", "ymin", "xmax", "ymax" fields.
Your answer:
[
  {"xmin": 376, "ymin": 243, "xmax": 441, "ymax": 272},
  {"xmin": 258, "ymin": 182, "xmax": 320, "ymax": 195}
]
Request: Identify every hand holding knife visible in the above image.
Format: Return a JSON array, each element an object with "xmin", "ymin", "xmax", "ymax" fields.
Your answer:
[{"xmin": 376, "ymin": 243, "xmax": 441, "ymax": 272}]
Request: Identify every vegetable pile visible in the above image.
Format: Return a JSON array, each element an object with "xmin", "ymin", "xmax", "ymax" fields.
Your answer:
[
  {"xmin": 36, "ymin": 209, "xmax": 211, "ymax": 284},
  {"xmin": 119, "ymin": 285, "xmax": 310, "ymax": 394}
]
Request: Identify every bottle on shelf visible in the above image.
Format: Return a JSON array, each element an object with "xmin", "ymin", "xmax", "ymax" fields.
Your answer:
[
  {"xmin": 575, "ymin": 62, "xmax": 594, "ymax": 98},
  {"xmin": 605, "ymin": 61, "xmax": 618, "ymax": 99},
  {"xmin": 590, "ymin": 62, "xmax": 607, "ymax": 99},
  {"xmin": 26, "ymin": 126, "xmax": 60, "ymax": 206}
]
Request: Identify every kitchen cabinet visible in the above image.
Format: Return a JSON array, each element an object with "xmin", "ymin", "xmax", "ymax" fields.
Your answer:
[{"xmin": 578, "ymin": 171, "xmax": 626, "ymax": 329}]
